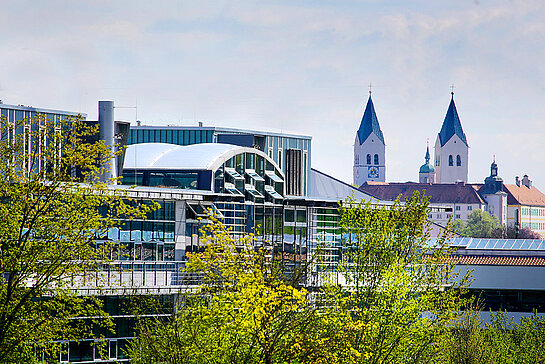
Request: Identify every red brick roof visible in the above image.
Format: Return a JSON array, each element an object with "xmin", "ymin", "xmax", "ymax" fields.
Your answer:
[
  {"xmin": 359, "ymin": 181, "xmax": 485, "ymax": 204},
  {"xmin": 454, "ymin": 256, "xmax": 545, "ymax": 266},
  {"xmin": 503, "ymin": 184, "xmax": 545, "ymax": 207}
]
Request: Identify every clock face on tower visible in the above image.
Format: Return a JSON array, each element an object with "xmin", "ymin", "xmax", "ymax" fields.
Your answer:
[{"xmin": 368, "ymin": 166, "xmax": 379, "ymax": 179}]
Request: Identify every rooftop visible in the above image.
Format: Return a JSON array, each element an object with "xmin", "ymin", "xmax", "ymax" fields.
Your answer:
[
  {"xmin": 503, "ymin": 184, "xmax": 545, "ymax": 207},
  {"xmin": 359, "ymin": 181, "xmax": 485, "ymax": 204},
  {"xmin": 130, "ymin": 124, "xmax": 312, "ymax": 140}
]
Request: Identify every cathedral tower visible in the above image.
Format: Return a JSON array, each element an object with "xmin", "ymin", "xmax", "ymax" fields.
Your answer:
[
  {"xmin": 353, "ymin": 92, "xmax": 385, "ymax": 186},
  {"xmin": 434, "ymin": 92, "xmax": 469, "ymax": 184}
]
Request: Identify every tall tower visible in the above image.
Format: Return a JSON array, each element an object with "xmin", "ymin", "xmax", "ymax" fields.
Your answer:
[
  {"xmin": 353, "ymin": 92, "xmax": 386, "ymax": 186},
  {"xmin": 419, "ymin": 143, "xmax": 435, "ymax": 183},
  {"xmin": 434, "ymin": 92, "xmax": 469, "ymax": 184}
]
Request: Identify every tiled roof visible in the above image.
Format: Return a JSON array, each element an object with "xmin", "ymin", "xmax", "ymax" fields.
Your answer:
[
  {"xmin": 503, "ymin": 184, "xmax": 545, "ymax": 206},
  {"xmin": 453, "ymin": 255, "xmax": 545, "ymax": 266},
  {"xmin": 357, "ymin": 95, "xmax": 384, "ymax": 144},
  {"xmin": 438, "ymin": 95, "xmax": 468, "ymax": 147},
  {"xmin": 359, "ymin": 182, "xmax": 485, "ymax": 204}
]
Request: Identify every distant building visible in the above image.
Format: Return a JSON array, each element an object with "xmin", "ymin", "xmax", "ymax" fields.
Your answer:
[
  {"xmin": 353, "ymin": 92, "xmax": 386, "ymax": 186},
  {"xmin": 477, "ymin": 159, "xmax": 508, "ymax": 225},
  {"xmin": 503, "ymin": 175, "xmax": 545, "ymax": 237},
  {"xmin": 359, "ymin": 180, "xmax": 486, "ymax": 227},
  {"xmin": 419, "ymin": 144, "xmax": 436, "ymax": 183},
  {"xmin": 434, "ymin": 93, "xmax": 469, "ymax": 184}
]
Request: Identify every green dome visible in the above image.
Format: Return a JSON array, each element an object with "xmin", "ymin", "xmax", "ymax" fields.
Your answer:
[
  {"xmin": 419, "ymin": 163, "xmax": 435, "ymax": 173},
  {"xmin": 419, "ymin": 144, "xmax": 435, "ymax": 173}
]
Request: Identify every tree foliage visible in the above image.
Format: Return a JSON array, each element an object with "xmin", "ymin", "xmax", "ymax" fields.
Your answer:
[
  {"xmin": 323, "ymin": 193, "xmax": 468, "ymax": 363},
  {"xmin": 439, "ymin": 310, "xmax": 545, "ymax": 363},
  {"xmin": 128, "ymin": 219, "xmax": 328, "ymax": 364},
  {"xmin": 0, "ymin": 114, "xmax": 149, "ymax": 362},
  {"xmin": 129, "ymin": 193, "xmax": 470, "ymax": 364},
  {"xmin": 454, "ymin": 209, "xmax": 541, "ymax": 239},
  {"xmin": 453, "ymin": 209, "xmax": 501, "ymax": 238}
]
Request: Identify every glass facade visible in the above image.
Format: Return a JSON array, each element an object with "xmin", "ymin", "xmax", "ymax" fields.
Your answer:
[{"xmin": 128, "ymin": 126, "xmax": 312, "ymax": 197}]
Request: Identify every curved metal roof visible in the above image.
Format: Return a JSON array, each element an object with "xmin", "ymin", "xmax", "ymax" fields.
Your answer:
[{"xmin": 123, "ymin": 142, "xmax": 281, "ymax": 173}]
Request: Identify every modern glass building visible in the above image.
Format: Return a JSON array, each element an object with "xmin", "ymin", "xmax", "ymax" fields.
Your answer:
[{"xmin": 128, "ymin": 125, "xmax": 312, "ymax": 197}]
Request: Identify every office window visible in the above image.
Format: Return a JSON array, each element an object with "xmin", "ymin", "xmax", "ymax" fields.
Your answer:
[
  {"xmin": 456, "ymin": 154, "xmax": 461, "ymax": 166},
  {"xmin": 449, "ymin": 155, "xmax": 453, "ymax": 166}
]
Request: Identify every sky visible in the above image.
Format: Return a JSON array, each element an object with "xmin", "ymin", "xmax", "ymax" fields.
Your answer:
[{"xmin": 1, "ymin": 0, "xmax": 545, "ymax": 187}]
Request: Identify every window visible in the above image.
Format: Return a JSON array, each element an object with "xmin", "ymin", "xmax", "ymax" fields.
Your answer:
[
  {"xmin": 448, "ymin": 155, "xmax": 453, "ymax": 166},
  {"xmin": 456, "ymin": 154, "xmax": 461, "ymax": 166},
  {"xmin": 467, "ymin": 206, "xmax": 472, "ymax": 211},
  {"xmin": 456, "ymin": 214, "xmax": 461, "ymax": 219},
  {"xmin": 278, "ymin": 149, "xmax": 283, "ymax": 169},
  {"xmin": 286, "ymin": 149, "xmax": 302, "ymax": 196},
  {"xmin": 355, "ymin": 154, "xmax": 359, "ymax": 164},
  {"xmin": 436, "ymin": 158, "xmax": 440, "ymax": 167},
  {"xmin": 455, "ymin": 206, "xmax": 460, "ymax": 211},
  {"xmin": 367, "ymin": 154, "xmax": 371, "ymax": 165},
  {"xmin": 268, "ymin": 147, "xmax": 273, "ymax": 159},
  {"xmin": 374, "ymin": 154, "xmax": 379, "ymax": 165}
]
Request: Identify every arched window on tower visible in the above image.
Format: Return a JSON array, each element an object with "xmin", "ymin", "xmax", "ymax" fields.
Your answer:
[
  {"xmin": 448, "ymin": 155, "xmax": 453, "ymax": 166},
  {"xmin": 456, "ymin": 155, "xmax": 461, "ymax": 166},
  {"xmin": 367, "ymin": 154, "xmax": 371, "ymax": 165},
  {"xmin": 374, "ymin": 154, "xmax": 379, "ymax": 165},
  {"xmin": 355, "ymin": 155, "xmax": 359, "ymax": 164}
]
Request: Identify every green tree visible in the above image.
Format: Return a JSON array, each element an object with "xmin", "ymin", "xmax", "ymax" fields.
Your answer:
[
  {"xmin": 128, "ymin": 219, "xmax": 331, "ymax": 364},
  {"xmin": 0, "ymin": 114, "xmax": 149, "ymax": 362},
  {"xmin": 322, "ymin": 193, "xmax": 469, "ymax": 363},
  {"xmin": 455, "ymin": 210, "xmax": 501, "ymax": 238},
  {"xmin": 129, "ymin": 193, "xmax": 469, "ymax": 364}
]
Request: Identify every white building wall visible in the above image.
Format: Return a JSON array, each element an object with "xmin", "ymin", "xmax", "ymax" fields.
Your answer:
[
  {"xmin": 434, "ymin": 134, "xmax": 468, "ymax": 184},
  {"xmin": 483, "ymin": 193, "xmax": 508, "ymax": 225},
  {"xmin": 429, "ymin": 202, "xmax": 484, "ymax": 226},
  {"xmin": 353, "ymin": 131, "xmax": 386, "ymax": 186}
]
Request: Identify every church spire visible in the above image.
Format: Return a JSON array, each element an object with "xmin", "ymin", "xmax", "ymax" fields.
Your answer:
[
  {"xmin": 357, "ymin": 94, "xmax": 384, "ymax": 145},
  {"xmin": 438, "ymin": 92, "xmax": 468, "ymax": 147},
  {"xmin": 425, "ymin": 140, "xmax": 430, "ymax": 164}
]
